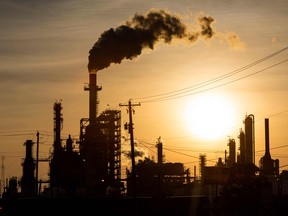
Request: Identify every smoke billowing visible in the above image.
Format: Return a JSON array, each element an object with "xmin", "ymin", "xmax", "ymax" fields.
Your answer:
[{"xmin": 88, "ymin": 9, "xmax": 243, "ymax": 72}]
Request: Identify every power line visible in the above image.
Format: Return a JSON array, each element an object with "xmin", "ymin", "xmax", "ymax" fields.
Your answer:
[
  {"xmin": 139, "ymin": 58, "xmax": 288, "ymax": 103},
  {"xmin": 256, "ymin": 144, "xmax": 288, "ymax": 153},
  {"xmin": 137, "ymin": 138, "xmax": 222, "ymax": 161},
  {"xmin": 132, "ymin": 46, "xmax": 288, "ymax": 103},
  {"xmin": 0, "ymin": 133, "xmax": 35, "ymax": 137}
]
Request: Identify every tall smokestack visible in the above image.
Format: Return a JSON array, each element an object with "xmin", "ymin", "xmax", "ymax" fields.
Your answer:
[
  {"xmin": 84, "ymin": 70, "xmax": 102, "ymax": 125},
  {"xmin": 21, "ymin": 140, "xmax": 36, "ymax": 196},
  {"xmin": 264, "ymin": 118, "xmax": 271, "ymax": 159},
  {"xmin": 53, "ymin": 101, "xmax": 63, "ymax": 152},
  {"xmin": 244, "ymin": 114, "xmax": 255, "ymax": 164},
  {"xmin": 86, "ymin": 9, "xmax": 244, "ymax": 120},
  {"xmin": 89, "ymin": 71, "xmax": 97, "ymax": 123},
  {"xmin": 261, "ymin": 118, "xmax": 274, "ymax": 176}
]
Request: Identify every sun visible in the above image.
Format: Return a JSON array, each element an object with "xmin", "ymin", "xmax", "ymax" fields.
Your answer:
[{"xmin": 183, "ymin": 93, "xmax": 235, "ymax": 141}]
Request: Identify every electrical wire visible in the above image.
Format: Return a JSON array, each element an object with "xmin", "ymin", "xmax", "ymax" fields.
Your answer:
[
  {"xmin": 143, "ymin": 58, "xmax": 288, "ymax": 103},
  {"xmin": 131, "ymin": 46, "xmax": 288, "ymax": 103}
]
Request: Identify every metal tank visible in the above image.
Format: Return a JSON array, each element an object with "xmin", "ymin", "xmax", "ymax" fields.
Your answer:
[
  {"xmin": 238, "ymin": 129, "xmax": 246, "ymax": 164},
  {"xmin": 227, "ymin": 138, "xmax": 236, "ymax": 167}
]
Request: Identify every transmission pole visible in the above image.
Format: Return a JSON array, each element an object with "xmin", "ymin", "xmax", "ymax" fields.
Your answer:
[
  {"xmin": 35, "ymin": 131, "xmax": 39, "ymax": 196},
  {"xmin": 1, "ymin": 156, "xmax": 5, "ymax": 196},
  {"xmin": 119, "ymin": 99, "xmax": 140, "ymax": 197}
]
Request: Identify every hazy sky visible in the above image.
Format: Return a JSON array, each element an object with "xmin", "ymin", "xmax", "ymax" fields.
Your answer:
[{"xmin": 1, "ymin": 0, "xmax": 288, "ymax": 181}]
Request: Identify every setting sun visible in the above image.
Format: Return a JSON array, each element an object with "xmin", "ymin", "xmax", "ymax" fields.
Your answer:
[{"xmin": 183, "ymin": 93, "xmax": 235, "ymax": 141}]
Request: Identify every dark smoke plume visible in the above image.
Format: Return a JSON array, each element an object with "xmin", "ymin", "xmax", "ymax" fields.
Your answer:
[{"xmin": 88, "ymin": 9, "xmax": 216, "ymax": 72}]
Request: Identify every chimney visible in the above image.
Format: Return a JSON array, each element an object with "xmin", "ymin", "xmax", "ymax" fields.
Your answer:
[
  {"xmin": 264, "ymin": 118, "xmax": 271, "ymax": 159},
  {"xmin": 53, "ymin": 102, "xmax": 63, "ymax": 152},
  {"xmin": 85, "ymin": 70, "xmax": 102, "ymax": 125},
  {"xmin": 244, "ymin": 114, "xmax": 255, "ymax": 164},
  {"xmin": 24, "ymin": 140, "xmax": 33, "ymax": 159},
  {"xmin": 261, "ymin": 118, "xmax": 274, "ymax": 176}
]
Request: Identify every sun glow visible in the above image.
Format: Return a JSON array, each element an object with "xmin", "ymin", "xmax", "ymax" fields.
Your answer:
[{"xmin": 183, "ymin": 93, "xmax": 235, "ymax": 141}]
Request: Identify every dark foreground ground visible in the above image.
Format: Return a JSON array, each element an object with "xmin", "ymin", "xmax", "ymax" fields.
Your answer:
[
  {"xmin": 0, "ymin": 195, "xmax": 287, "ymax": 216},
  {"xmin": 0, "ymin": 196, "xmax": 211, "ymax": 216}
]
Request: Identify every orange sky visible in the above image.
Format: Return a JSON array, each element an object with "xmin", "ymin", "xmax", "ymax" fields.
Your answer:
[{"xmin": 0, "ymin": 0, "xmax": 288, "ymax": 183}]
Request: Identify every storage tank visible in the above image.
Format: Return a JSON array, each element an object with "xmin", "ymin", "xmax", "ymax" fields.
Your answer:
[
  {"xmin": 238, "ymin": 129, "xmax": 246, "ymax": 164},
  {"xmin": 227, "ymin": 138, "xmax": 236, "ymax": 167}
]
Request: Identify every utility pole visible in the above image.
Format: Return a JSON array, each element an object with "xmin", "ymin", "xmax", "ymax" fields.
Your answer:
[
  {"xmin": 0, "ymin": 156, "xmax": 5, "ymax": 196},
  {"xmin": 119, "ymin": 99, "xmax": 140, "ymax": 197},
  {"xmin": 35, "ymin": 131, "xmax": 39, "ymax": 196}
]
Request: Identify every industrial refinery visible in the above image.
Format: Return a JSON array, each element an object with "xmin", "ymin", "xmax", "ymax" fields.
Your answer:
[
  {"xmin": 0, "ymin": 65, "xmax": 287, "ymax": 216},
  {"xmin": 0, "ymin": 10, "xmax": 287, "ymax": 216}
]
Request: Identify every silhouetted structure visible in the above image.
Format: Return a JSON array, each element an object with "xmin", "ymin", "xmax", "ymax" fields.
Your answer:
[
  {"xmin": 126, "ymin": 138, "xmax": 193, "ymax": 197},
  {"xmin": 227, "ymin": 138, "xmax": 236, "ymax": 167},
  {"xmin": 2, "ymin": 9, "xmax": 288, "ymax": 215},
  {"xmin": 20, "ymin": 140, "xmax": 36, "ymax": 197},
  {"xmin": 2, "ymin": 92, "xmax": 288, "ymax": 216},
  {"xmin": 259, "ymin": 118, "xmax": 279, "ymax": 176}
]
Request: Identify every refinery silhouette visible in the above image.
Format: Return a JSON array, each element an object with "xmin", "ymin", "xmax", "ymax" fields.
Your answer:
[
  {"xmin": 0, "ymin": 9, "xmax": 287, "ymax": 216},
  {"xmin": 1, "ymin": 64, "xmax": 287, "ymax": 216}
]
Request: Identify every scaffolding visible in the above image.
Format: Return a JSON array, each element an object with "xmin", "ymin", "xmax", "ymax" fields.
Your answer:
[
  {"xmin": 79, "ymin": 109, "xmax": 121, "ymax": 181},
  {"xmin": 97, "ymin": 109, "xmax": 122, "ymax": 181}
]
